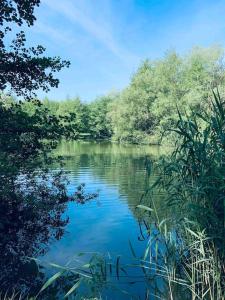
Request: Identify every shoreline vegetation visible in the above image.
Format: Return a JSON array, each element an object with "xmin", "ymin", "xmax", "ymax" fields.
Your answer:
[
  {"xmin": 40, "ymin": 45, "xmax": 225, "ymax": 145},
  {"xmin": 4, "ymin": 45, "xmax": 225, "ymax": 147}
]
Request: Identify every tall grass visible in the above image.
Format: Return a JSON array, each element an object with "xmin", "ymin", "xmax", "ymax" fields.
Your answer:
[
  {"xmin": 148, "ymin": 89, "xmax": 225, "ymax": 298},
  {"xmin": 34, "ymin": 216, "xmax": 224, "ymax": 299},
  {"xmin": 157, "ymin": 90, "xmax": 225, "ymax": 251}
]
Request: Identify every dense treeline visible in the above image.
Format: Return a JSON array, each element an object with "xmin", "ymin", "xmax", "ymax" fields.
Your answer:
[
  {"xmin": 42, "ymin": 45, "xmax": 225, "ymax": 144},
  {"xmin": 42, "ymin": 94, "xmax": 115, "ymax": 140}
]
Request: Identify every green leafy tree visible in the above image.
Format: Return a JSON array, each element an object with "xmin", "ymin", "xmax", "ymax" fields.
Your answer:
[
  {"xmin": 0, "ymin": 0, "xmax": 72, "ymax": 175},
  {"xmin": 57, "ymin": 97, "xmax": 89, "ymax": 135},
  {"xmin": 109, "ymin": 46, "xmax": 225, "ymax": 144},
  {"xmin": 42, "ymin": 97, "xmax": 60, "ymax": 114},
  {"xmin": 43, "ymin": 94, "xmax": 114, "ymax": 140},
  {"xmin": 88, "ymin": 94, "xmax": 114, "ymax": 139},
  {"xmin": 0, "ymin": 0, "xmax": 70, "ymax": 99}
]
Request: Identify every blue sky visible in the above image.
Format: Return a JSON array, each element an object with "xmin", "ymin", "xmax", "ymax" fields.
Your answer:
[{"xmin": 24, "ymin": 0, "xmax": 225, "ymax": 101}]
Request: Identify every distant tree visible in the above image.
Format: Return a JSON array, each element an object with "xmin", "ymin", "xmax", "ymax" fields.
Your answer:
[
  {"xmin": 42, "ymin": 94, "xmax": 115, "ymax": 139},
  {"xmin": 88, "ymin": 95, "xmax": 113, "ymax": 139},
  {"xmin": 57, "ymin": 97, "xmax": 89, "ymax": 135},
  {"xmin": 42, "ymin": 97, "xmax": 60, "ymax": 114}
]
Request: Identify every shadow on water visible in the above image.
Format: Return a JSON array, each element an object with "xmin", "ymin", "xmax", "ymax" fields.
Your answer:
[{"xmin": 0, "ymin": 169, "xmax": 79, "ymax": 297}]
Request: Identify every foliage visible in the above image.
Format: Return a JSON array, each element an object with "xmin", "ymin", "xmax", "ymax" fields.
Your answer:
[
  {"xmin": 0, "ymin": 1, "xmax": 70, "ymax": 99},
  {"xmin": 157, "ymin": 91, "xmax": 225, "ymax": 253},
  {"xmin": 57, "ymin": 97, "xmax": 89, "ymax": 136},
  {"xmin": 0, "ymin": 171, "xmax": 69, "ymax": 295},
  {"xmin": 109, "ymin": 46, "xmax": 225, "ymax": 144},
  {"xmin": 88, "ymin": 95, "xmax": 113, "ymax": 139},
  {"xmin": 42, "ymin": 94, "xmax": 114, "ymax": 140},
  {"xmin": 0, "ymin": 0, "xmax": 72, "ymax": 191},
  {"xmin": 0, "ymin": 96, "xmax": 76, "ymax": 180},
  {"xmin": 37, "ymin": 212, "xmax": 224, "ymax": 299},
  {"xmin": 0, "ymin": 96, "xmax": 97, "ymax": 296},
  {"xmin": 0, "ymin": 0, "xmax": 40, "ymax": 28},
  {"xmin": 150, "ymin": 90, "xmax": 225, "ymax": 298}
]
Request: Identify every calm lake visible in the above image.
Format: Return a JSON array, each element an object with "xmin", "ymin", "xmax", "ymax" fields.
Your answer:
[
  {"xmin": 41, "ymin": 141, "xmax": 164, "ymax": 299},
  {"xmin": 2, "ymin": 140, "xmax": 170, "ymax": 299}
]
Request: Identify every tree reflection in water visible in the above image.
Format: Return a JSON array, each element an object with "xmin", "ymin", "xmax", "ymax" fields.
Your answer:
[
  {"xmin": 0, "ymin": 170, "xmax": 95, "ymax": 298},
  {"xmin": 0, "ymin": 171, "xmax": 65, "ymax": 293}
]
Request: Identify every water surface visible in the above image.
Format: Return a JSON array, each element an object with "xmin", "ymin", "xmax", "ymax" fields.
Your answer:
[{"xmin": 44, "ymin": 141, "xmax": 162, "ymax": 299}]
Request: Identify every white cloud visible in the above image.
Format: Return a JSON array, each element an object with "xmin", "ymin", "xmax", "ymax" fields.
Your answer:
[
  {"xmin": 33, "ymin": 21, "xmax": 77, "ymax": 46},
  {"xmin": 42, "ymin": 0, "xmax": 138, "ymax": 64}
]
